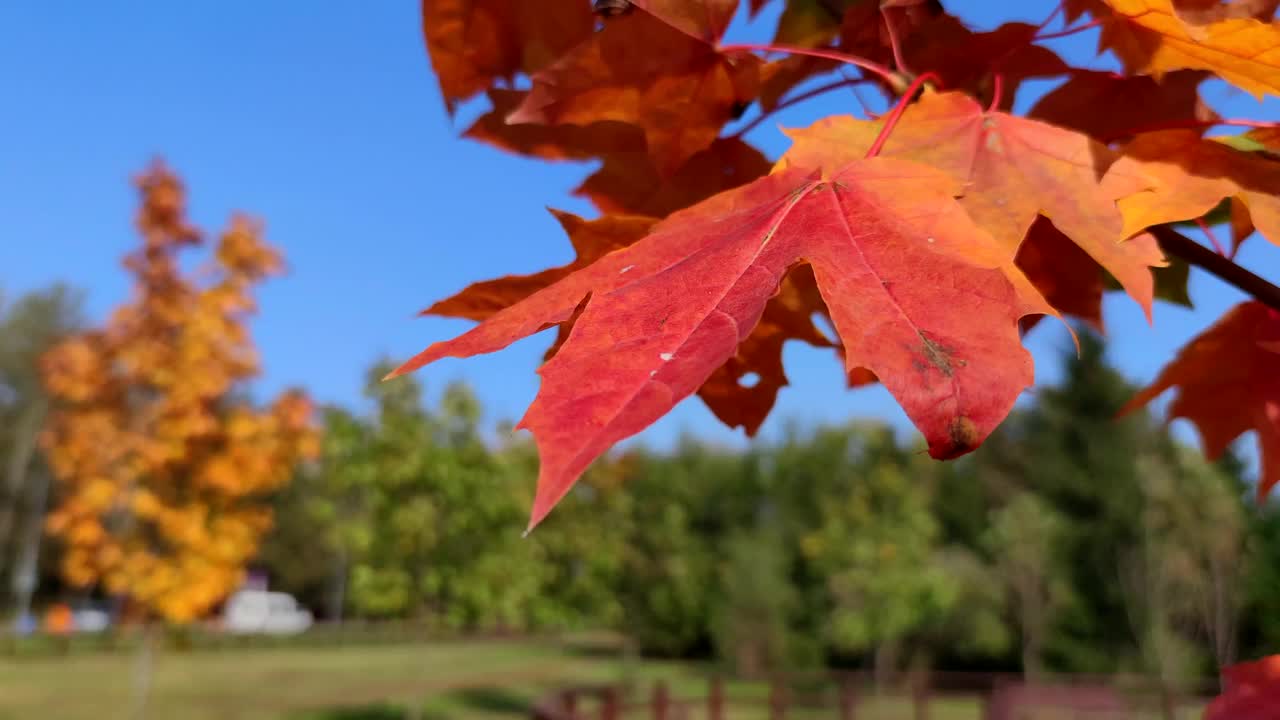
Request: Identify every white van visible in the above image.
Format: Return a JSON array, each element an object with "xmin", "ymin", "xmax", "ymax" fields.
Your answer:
[{"xmin": 222, "ymin": 589, "xmax": 313, "ymax": 635}]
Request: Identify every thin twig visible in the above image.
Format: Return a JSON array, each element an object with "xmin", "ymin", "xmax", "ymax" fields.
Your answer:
[
  {"xmin": 1195, "ymin": 217, "xmax": 1228, "ymax": 257},
  {"xmin": 865, "ymin": 72, "xmax": 942, "ymax": 159},
  {"xmin": 840, "ymin": 67, "xmax": 883, "ymax": 118},
  {"xmin": 1035, "ymin": 2, "xmax": 1065, "ymax": 33},
  {"xmin": 881, "ymin": 6, "xmax": 911, "ymax": 75},
  {"xmin": 850, "ymin": 84, "xmax": 879, "ymax": 119},
  {"xmin": 1034, "ymin": 17, "xmax": 1105, "ymax": 41},
  {"xmin": 1150, "ymin": 225, "xmax": 1280, "ymax": 311},
  {"xmin": 720, "ymin": 42, "xmax": 900, "ymax": 86}
]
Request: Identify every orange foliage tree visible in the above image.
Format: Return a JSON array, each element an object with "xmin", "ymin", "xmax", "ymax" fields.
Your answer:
[{"xmin": 40, "ymin": 163, "xmax": 318, "ymax": 623}]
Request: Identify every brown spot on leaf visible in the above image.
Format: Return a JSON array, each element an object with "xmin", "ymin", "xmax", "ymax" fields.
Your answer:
[
  {"xmin": 919, "ymin": 334, "xmax": 957, "ymax": 377},
  {"xmin": 945, "ymin": 416, "xmax": 980, "ymax": 457}
]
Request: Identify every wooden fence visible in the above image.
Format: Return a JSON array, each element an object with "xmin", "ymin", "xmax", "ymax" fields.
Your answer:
[{"xmin": 530, "ymin": 671, "xmax": 1215, "ymax": 719}]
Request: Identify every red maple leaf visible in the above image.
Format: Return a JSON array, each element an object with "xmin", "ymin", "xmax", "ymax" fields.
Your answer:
[
  {"xmin": 392, "ymin": 158, "xmax": 1055, "ymax": 528},
  {"xmin": 1205, "ymin": 655, "xmax": 1280, "ymax": 720}
]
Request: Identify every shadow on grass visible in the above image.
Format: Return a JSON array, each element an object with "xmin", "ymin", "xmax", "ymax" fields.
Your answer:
[
  {"xmin": 446, "ymin": 686, "xmax": 533, "ymax": 714},
  {"xmin": 560, "ymin": 635, "xmax": 619, "ymax": 661},
  {"xmin": 290, "ymin": 703, "xmax": 407, "ymax": 720},
  {"xmin": 293, "ymin": 686, "xmax": 536, "ymax": 720}
]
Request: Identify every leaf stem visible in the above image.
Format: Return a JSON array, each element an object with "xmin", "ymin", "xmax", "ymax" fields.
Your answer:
[
  {"xmin": 881, "ymin": 6, "xmax": 911, "ymax": 75},
  {"xmin": 1035, "ymin": 2, "xmax": 1065, "ymax": 33},
  {"xmin": 1103, "ymin": 118, "xmax": 1280, "ymax": 142},
  {"xmin": 1195, "ymin": 217, "xmax": 1228, "ymax": 257},
  {"xmin": 721, "ymin": 42, "xmax": 900, "ymax": 86},
  {"xmin": 732, "ymin": 78, "xmax": 872, "ymax": 138},
  {"xmin": 865, "ymin": 72, "xmax": 942, "ymax": 159},
  {"xmin": 841, "ymin": 68, "xmax": 883, "ymax": 119},
  {"xmin": 1151, "ymin": 226, "xmax": 1280, "ymax": 312},
  {"xmin": 1033, "ymin": 17, "xmax": 1105, "ymax": 41}
]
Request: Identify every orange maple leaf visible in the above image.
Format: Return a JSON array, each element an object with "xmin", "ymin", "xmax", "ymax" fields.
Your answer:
[
  {"xmin": 420, "ymin": 0, "xmax": 594, "ymax": 113},
  {"xmin": 508, "ymin": 9, "xmax": 759, "ymax": 175},
  {"xmin": 1170, "ymin": 0, "xmax": 1280, "ymax": 26},
  {"xmin": 778, "ymin": 90, "xmax": 1165, "ymax": 319},
  {"xmin": 1082, "ymin": 0, "xmax": 1280, "ymax": 98},
  {"xmin": 1122, "ymin": 301, "xmax": 1280, "ymax": 500},
  {"xmin": 1105, "ymin": 129, "xmax": 1280, "ymax": 248},
  {"xmin": 464, "ymin": 89, "xmax": 647, "ymax": 162}
]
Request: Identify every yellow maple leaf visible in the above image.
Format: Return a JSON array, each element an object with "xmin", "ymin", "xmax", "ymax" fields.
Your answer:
[{"xmin": 1094, "ymin": 0, "xmax": 1280, "ymax": 98}]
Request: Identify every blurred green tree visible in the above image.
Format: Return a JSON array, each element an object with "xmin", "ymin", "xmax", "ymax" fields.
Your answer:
[
  {"xmin": 983, "ymin": 492, "xmax": 1072, "ymax": 678},
  {"xmin": 258, "ymin": 331, "xmax": 1269, "ymax": 681},
  {"xmin": 262, "ymin": 359, "xmax": 630, "ymax": 631},
  {"xmin": 782, "ymin": 423, "xmax": 955, "ymax": 682},
  {"xmin": 0, "ymin": 284, "xmax": 83, "ymax": 617},
  {"xmin": 1241, "ymin": 500, "xmax": 1280, "ymax": 661},
  {"xmin": 962, "ymin": 331, "xmax": 1152, "ymax": 672},
  {"xmin": 614, "ymin": 440, "xmax": 730, "ymax": 655},
  {"xmin": 1121, "ymin": 447, "xmax": 1249, "ymax": 688},
  {"xmin": 711, "ymin": 525, "xmax": 814, "ymax": 675}
]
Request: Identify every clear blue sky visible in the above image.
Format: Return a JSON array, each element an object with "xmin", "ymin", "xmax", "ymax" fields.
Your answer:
[{"xmin": 2, "ymin": 2, "xmax": 1277, "ymax": 461}]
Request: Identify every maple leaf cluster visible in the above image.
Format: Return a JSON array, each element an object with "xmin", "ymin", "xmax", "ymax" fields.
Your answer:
[
  {"xmin": 404, "ymin": 0, "xmax": 1280, "ymax": 531},
  {"xmin": 40, "ymin": 163, "xmax": 320, "ymax": 623}
]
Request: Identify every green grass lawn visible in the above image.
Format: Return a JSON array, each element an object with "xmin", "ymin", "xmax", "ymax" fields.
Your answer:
[
  {"xmin": 1, "ymin": 638, "xmax": 586, "ymax": 720},
  {"xmin": 0, "ymin": 637, "xmax": 1204, "ymax": 720},
  {"xmin": 0, "ymin": 636, "xmax": 985, "ymax": 720}
]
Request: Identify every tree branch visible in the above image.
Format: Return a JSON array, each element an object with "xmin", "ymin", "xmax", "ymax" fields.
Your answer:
[{"xmin": 1150, "ymin": 225, "xmax": 1280, "ymax": 311}]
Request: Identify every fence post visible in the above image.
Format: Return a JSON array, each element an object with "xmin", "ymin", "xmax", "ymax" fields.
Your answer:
[
  {"xmin": 707, "ymin": 676, "xmax": 724, "ymax": 720},
  {"xmin": 769, "ymin": 678, "xmax": 788, "ymax": 720},
  {"xmin": 912, "ymin": 671, "xmax": 929, "ymax": 720},
  {"xmin": 839, "ymin": 674, "xmax": 857, "ymax": 720},
  {"xmin": 601, "ymin": 686, "xmax": 620, "ymax": 720},
  {"xmin": 652, "ymin": 681, "xmax": 669, "ymax": 720}
]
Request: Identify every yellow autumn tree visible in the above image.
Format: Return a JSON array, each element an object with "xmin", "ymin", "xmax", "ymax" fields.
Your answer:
[{"xmin": 40, "ymin": 162, "xmax": 318, "ymax": 623}]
